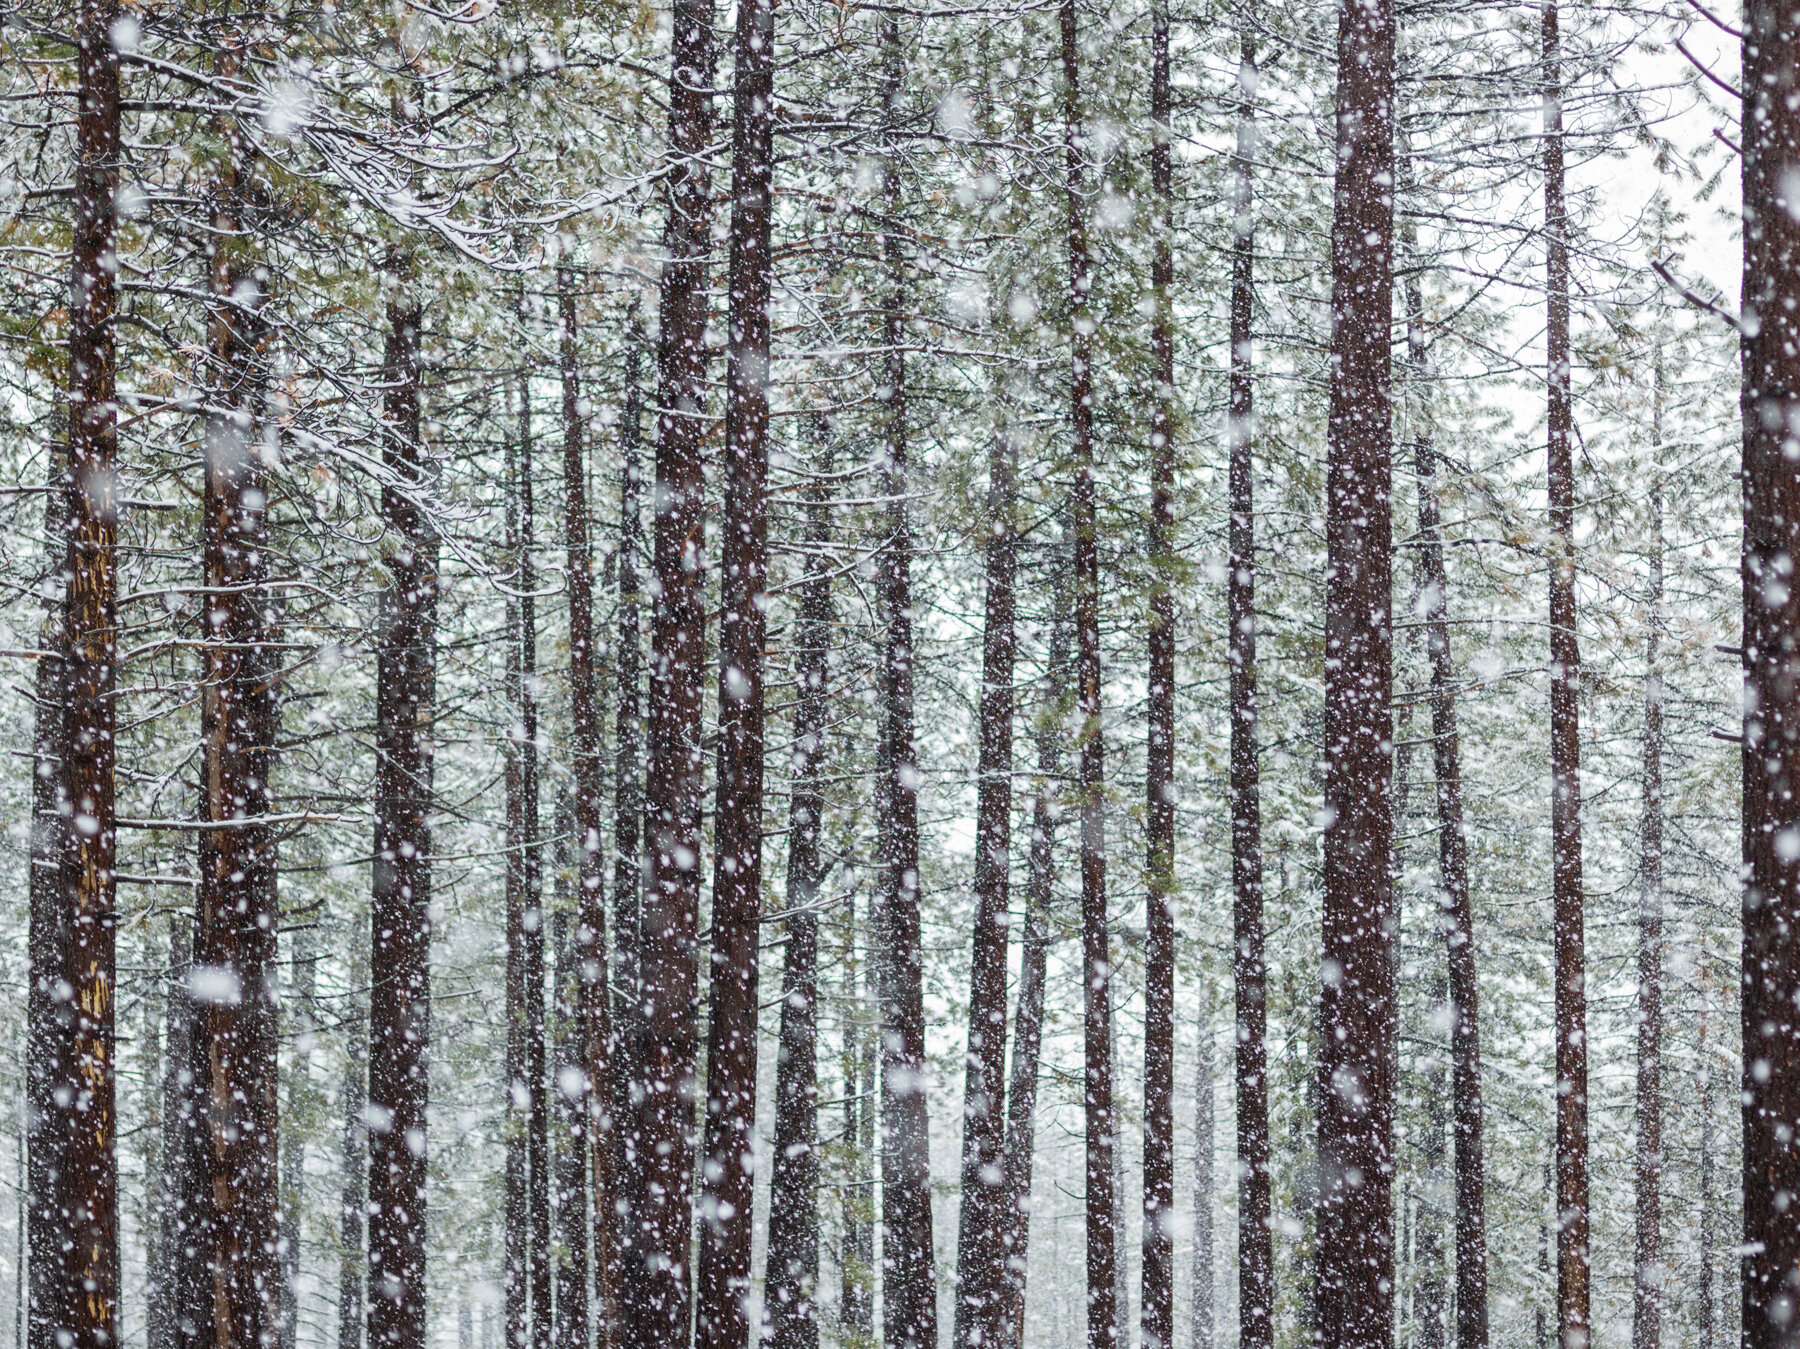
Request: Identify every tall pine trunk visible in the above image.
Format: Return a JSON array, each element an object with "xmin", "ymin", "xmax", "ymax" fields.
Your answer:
[
  {"xmin": 283, "ymin": 928, "xmax": 316, "ymax": 1349},
  {"xmin": 338, "ymin": 982, "xmax": 367, "ymax": 1349},
  {"xmin": 874, "ymin": 21, "xmax": 936, "ymax": 1349},
  {"xmin": 551, "ymin": 899, "xmax": 590, "ymax": 1349},
  {"xmin": 1316, "ymin": 0, "xmax": 1396, "ymax": 1341},
  {"xmin": 695, "ymin": 0, "xmax": 777, "ymax": 1337},
  {"xmin": 558, "ymin": 270, "xmax": 616, "ymax": 1349},
  {"xmin": 1632, "ymin": 354, "xmax": 1664, "ymax": 1349},
  {"xmin": 55, "ymin": 2, "xmax": 123, "ymax": 1342},
  {"xmin": 1057, "ymin": 4, "xmax": 1114, "ymax": 1345},
  {"xmin": 366, "ymin": 257, "xmax": 434, "ymax": 1349},
  {"xmin": 1542, "ymin": 13, "xmax": 1590, "ymax": 1347},
  {"xmin": 952, "ymin": 420, "xmax": 1018, "ymax": 1349},
  {"xmin": 634, "ymin": 0, "xmax": 714, "ymax": 1328},
  {"xmin": 840, "ymin": 889, "xmax": 873, "ymax": 1340},
  {"xmin": 1189, "ymin": 1030, "xmax": 1213, "ymax": 1349},
  {"xmin": 1401, "ymin": 201, "xmax": 1487, "ymax": 1349},
  {"xmin": 1140, "ymin": 4, "xmax": 1178, "ymax": 1344},
  {"xmin": 1224, "ymin": 28, "xmax": 1272, "ymax": 1349},
  {"xmin": 768, "ymin": 435, "xmax": 833, "ymax": 1349},
  {"xmin": 159, "ymin": 912, "xmax": 209, "ymax": 1349}
]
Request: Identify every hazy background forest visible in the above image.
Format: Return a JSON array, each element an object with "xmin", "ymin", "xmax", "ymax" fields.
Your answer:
[{"xmin": 0, "ymin": 2, "xmax": 1763, "ymax": 1349}]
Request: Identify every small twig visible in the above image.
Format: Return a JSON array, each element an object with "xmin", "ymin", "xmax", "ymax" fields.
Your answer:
[{"xmin": 1652, "ymin": 258, "xmax": 1744, "ymax": 333}]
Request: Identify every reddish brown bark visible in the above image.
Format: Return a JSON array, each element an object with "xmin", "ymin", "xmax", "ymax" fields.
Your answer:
[
  {"xmin": 953, "ymin": 420, "xmax": 1017, "ymax": 1349},
  {"xmin": 696, "ymin": 0, "xmax": 777, "ymax": 1336},
  {"xmin": 1542, "ymin": 13, "xmax": 1590, "ymax": 1348},
  {"xmin": 1316, "ymin": 0, "xmax": 1396, "ymax": 1340},
  {"xmin": 1140, "ymin": 5, "xmax": 1178, "ymax": 1345},
  {"xmin": 366, "ymin": 259, "xmax": 434, "ymax": 1349},
  {"xmin": 1224, "ymin": 29, "xmax": 1272, "ymax": 1349},
  {"xmin": 767, "ymin": 437, "xmax": 832, "ymax": 1349},
  {"xmin": 1632, "ymin": 359, "xmax": 1664, "ymax": 1349},
  {"xmin": 54, "ymin": 3, "xmax": 123, "ymax": 1343}
]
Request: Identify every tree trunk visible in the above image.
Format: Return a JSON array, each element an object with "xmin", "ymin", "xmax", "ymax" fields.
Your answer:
[
  {"xmin": 1140, "ymin": 5, "xmax": 1178, "ymax": 1344},
  {"xmin": 195, "ymin": 95, "xmax": 283, "ymax": 1346},
  {"xmin": 284, "ymin": 926, "xmax": 318, "ymax": 1349},
  {"xmin": 1401, "ymin": 193, "xmax": 1487, "ymax": 1349},
  {"xmin": 1632, "ymin": 353, "xmax": 1664, "ymax": 1349},
  {"xmin": 1223, "ymin": 28, "xmax": 1272, "ymax": 1349},
  {"xmin": 557, "ymin": 270, "xmax": 615, "ymax": 1349},
  {"xmin": 696, "ymin": 0, "xmax": 777, "ymax": 1337},
  {"xmin": 338, "ymin": 994, "xmax": 366, "ymax": 1349},
  {"xmin": 952, "ymin": 420, "xmax": 1018, "ymax": 1349},
  {"xmin": 1740, "ymin": 0, "xmax": 1800, "ymax": 1342},
  {"xmin": 840, "ymin": 886, "xmax": 874, "ymax": 1341},
  {"xmin": 1542, "ymin": 15, "xmax": 1589, "ymax": 1349},
  {"xmin": 163, "ymin": 913, "xmax": 210, "ymax": 1349},
  {"xmin": 1058, "ymin": 3, "xmax": 1114, "ymax": 1345},
  {"xmin": 26, "ymin": 423, "xmax": 69, "ymax": 1349},
  {"xmin": 633, "ymin": 0, "xmax": 714, "ymax": 1328},
  {"xmin": 1316, "ymin": 0, "xmax": 1396, "ymax": 1340},
  {"xmin": 873, "ymin": 22, "xmax": 936, "ymax": 1349},
  {"xmin": 552, "ymin": 902, "xmax": 591, "ymax": 1349},
  {"xmin": 55, "ymin": 1, "xmax": 123, "ymax": 1341},
  {"xmin": 1189, "ymin": 1029, "xmax": 1212, "ymax": 1349},
  {"xmin": 366, "ymin": 257, "xmax": 434, "ymax": 1349},
  {"xmin": 1698, "ymin": 1018, "xmax": 1715, "ymax": 1349},
  {"xmin": 767, "ymin": 433, "xmax": 833, "ymax": 1349},
  {"xmin": 1001, "ymin": 578, "xmax": 1069, "ymax": 1349}
]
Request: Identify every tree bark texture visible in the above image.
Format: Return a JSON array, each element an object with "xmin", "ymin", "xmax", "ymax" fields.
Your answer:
[
  {"xmin": 366, "ymin": 261, "xmax": 434, "ymax": 1349},
  {"xmin": 874, "ymin": 23, "xmax": 936, "ymax": 1349},
  {"xmin": 551, "ymin": 906, "xmax": 590, "ymax": 1349},
  {"xmin": 1225, "ymin": 30, "xmax": 1272, "ymax": 1349},
  {"xmin": 558, "ymin": 270, "xmax": 618, "ymax": 1349},
  {"xmin": 338, "ymin": 994, "xmax": 366, "ymax": 1349},
  {"xmin": 696, "ymin": 1, "xmax": 776, "ymax": 1338},
  {"xmin": 283, "ymin": 928, "xmax": 316, "ymax": 1349},
  {"xmin": 1140, "ymin": 6, "xmax": 1178, "ymax": 1345},
  {"xmin": 55, "ymin": 3, "xmax": 123, "ymax": 1342},
  {"xmin": 160, "ymin": 914, "xmax": 209, "ymax": 1349},
  {"xmin": 767, "ymin": 436, "xmax": 832, "ymax": 1349},
  {"xmin": 633, "ymin": 0, "xmax": 714, "ymax": 1329},
  {"xmin": 1542, "ymin": 14, "xmax": 1590, "ymax": 1348},
  {"xmin": 1633, "ymin": 357, "xmax": 1664, "ymax": 1349},
  {"xmin": 953, "ymin": 420, "xmax": 1017, "ymax": 1349},
  {"xmin": 1316, "ymin": 0, "xmax": 1396, "ymax": 1342},
  {"xmin": 1190, "ymin": 1029, "xmax": 1213, "ymax": 1349}
]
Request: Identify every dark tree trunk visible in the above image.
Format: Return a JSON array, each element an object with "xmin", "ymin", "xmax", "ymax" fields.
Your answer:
[
  {"xmin": 840, "ymin": 886, "xmax": 874, "ymax": 1341},
  {"xmin": 1401, "ymin": 204, "xmax": 1487, "ymax": 1349},
  {"xmin": 1542, "ymin": 14, "xmax": 1589, "ymax": 1348},
  {"xmin": 559, "ymin": 270, "xmax": 616, "ymax": 1349},
  {"xmin": 195, "ymin": 101, "xmax": 283, "ymax": 1346},
  {"xmin": 633, "ymin": 0, "xmax": 714, "ymax": 1329},
  {"xmin": 26, "ymin": 424, "xmax": 68, "ymax": 1349},
  {"xmin": 1058, "ymin": 3, "xmax": 1114, "ymax": 1345},
  {"xmin": 1740, "ymin": 0, "xmax": 1800, "ymax": 1342},
  {"xmin": 607, "ymin": 311, "xmax": 645, "ymax": 1344},
  {"xmin": 366, "ymin": 260, "xmax": 434, "ymax": 1349},
  {"xmin": 1316, "ymin": 0, "xmax": 1396, "ymax": 1340},
  {"xmin": 552, "ymin": 903, "xmax": 590, "ymax": 1349},
  {"xmin": 55, "ymin": 3, "xmax": 123, "ymax": 1342},
  {"xmin": 1223, "ymin": 29, "xmax": 1272, "ymax": 1349},
  {"xmin": 1632, "ymin": 354, "xmax": 1664, "ymax": 1349},
  {"xmin": 767, "ymin": 434, "xmax": 833, "ymax": 1349},
  {"xmin": 1189, "ymin": 1030, "xmax": 1213, "ymax": 1349},
  {"xmin": 1140, "ymin": 5, "xmax": 1178, "ymax": 1345},
  {"xmin": 695, "ymin": 1, "xmax": 777, "ymax": 1339},
  {"xmin": 873, "ymin": 22, "xmax": 936, "ymax": 1349},
  {"xmin": 283, "ymin": 928, "xmax": 317, "ymax": 1349},
  {"xmin": 163, "ymin": 913, "xmax": 210, "ymax": 1349},
  {"xmin": 952, "ymin": 420, "xmax": 1018, "ymax": 1349},
  {"xmin": 338, "ymin": 997, "xmax": 366, "ymax": 1349},
  {"xmin": 999, "ymin": 567, "xmax": 1069, "ymax": 1349}
]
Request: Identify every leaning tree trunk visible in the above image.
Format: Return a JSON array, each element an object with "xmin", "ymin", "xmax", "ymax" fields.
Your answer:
[
  {"xmin": 1316, "ymin": 0, "xmax": 1397, "ymax": 1343},
  {"xmin": 1739, "ymin": 3, "xmax": 1800, "ymax": 1345},
  {"xmin": 1058, "ymin": 4, "xmax": 1115, "ymax": 1346},
  {"xmin": 1223, "ymin": 26, "xmax": 1273, "ymax": 1349},
  {"xmin": 1401, "ymin": 192, "xmax": 1487, "ymax": 1349},
  {"xmin": 366, "ymin": 255, "xmax": 435, "ymax": 1349},
  {"xmin": 26, "ymin": 421, "xmax": 68, "ymax": 1349},
  {"xmin": 1632, "ymin": 353, "xmax": 1664, "ymax": 1349},
  {"xmin": 54, "ymin": 2, "xmax": 123, "ymax": 1343},
  {"xmin": 1140, "ymin": 3, "xmax": 1178, "ymax": 1343},
  {"xmin": 767, "ymin": 434, "xmax": 833, "ymax": 1349},
  {"xmin": 695, "ymin": 0, "xmax": 777, "ymax": 1339},
  {"xmin": 194, "ymin": 87, "xmax": 282, "ymax": 1346},
  {"xmin": 1542, "ymin": 14, "xmax": 1590, "ymax": 1348},
  {"xmin": 632, "ymin": 0, "xmax": 714, "ymax": 1331},
  {"xmin": 952, "ymin": 421, "xmax": 1018, "ymax": 1349},
  {"xmin": 873, "ymin": 22, "xmax": 937, "ymax": 1349}
]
